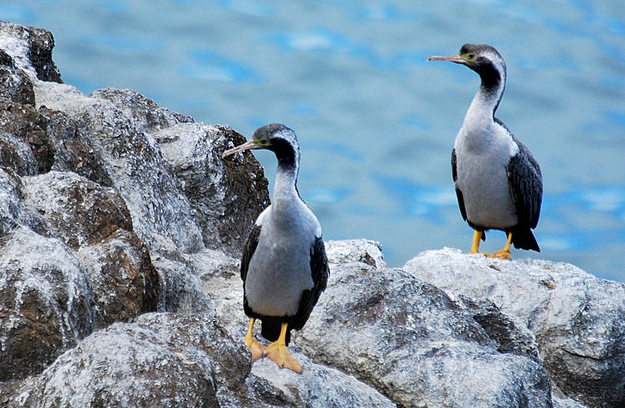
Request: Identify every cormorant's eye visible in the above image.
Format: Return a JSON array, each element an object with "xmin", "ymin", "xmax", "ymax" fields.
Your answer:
[{"xmin": 467, "ymin": 54, "xmax": 475, "ymax": 61}]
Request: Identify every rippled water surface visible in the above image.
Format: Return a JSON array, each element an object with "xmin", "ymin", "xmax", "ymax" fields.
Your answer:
[{"xmin": 4, "ymin": 0, "xmax": 625, "ymax": 281}]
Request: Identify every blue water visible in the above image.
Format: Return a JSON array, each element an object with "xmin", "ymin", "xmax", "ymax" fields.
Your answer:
[{"xmin": 3, "ymin": 0, "xmax": 625, "ymax": 281}]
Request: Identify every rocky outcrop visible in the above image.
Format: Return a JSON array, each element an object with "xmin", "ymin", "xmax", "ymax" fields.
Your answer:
[
  {"xmin": 0, "ymin": 21, "xmax": 623, "ymax": 408},
  {"xmin": 404, "ymin": 249, "xmax": 625, "ymax": 408},
  {"xmin": 0, "ymin": 20, "xmax": 267, "ymax": 386}
]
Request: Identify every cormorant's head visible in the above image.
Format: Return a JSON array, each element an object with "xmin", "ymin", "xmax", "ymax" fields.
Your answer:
[
  {"xmin": 428, "ymin": 44, "xmax": 507, "ymax": 91},
  {"xmin": 222, "ymin": 123, "xmax": 300, "ymax": 169}
]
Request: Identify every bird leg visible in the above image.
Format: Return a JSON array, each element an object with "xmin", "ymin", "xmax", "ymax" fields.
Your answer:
[
  {"xmin": 265, "ymin": 322, "xmax": 302, "ymax": 373},
  {"xmin": 470, "ymin": 229, "xmax": 512, "ymax": 259},
  {"xmin": 487, "ymin": 232, "xmax": 513, "ymax": 260},
  {"xmin": 470, "ymin": 229, "xmax": 485, "ymax": 255},
  {"xmin": 244, "ymin": 318, "xmax": 265, "ymax": 362}
]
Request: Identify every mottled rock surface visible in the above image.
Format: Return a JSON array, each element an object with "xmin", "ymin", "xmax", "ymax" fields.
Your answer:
[
  {"xmin": 154, "ymin": 122, "xmax": 270, "ymax": 256},
  {"xmin": 404, "ymin": 248, "xmax": 625, "ymax": 408},
  {"xmin": 1, "ymin": 21, "xmax": 622, "ymax": 408},
  {"xmin": 295, "ymin": 250, "xmax": 551, "ymax": 408},
  {"xmin": 0, "ymin": 227, "xmax": 93, "ymax": 381}
]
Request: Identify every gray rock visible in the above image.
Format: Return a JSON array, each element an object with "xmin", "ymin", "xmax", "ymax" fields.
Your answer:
[
  {"xmin": 154, "ymin": 122, "xmax": 270, "ymax": 256},
  {"xmin": 34, "ymin": 80, "xmax": 204, "ymax": 256},
  {"xmin": 76, "ymin": 230, "xmax": 160, "ymax": 329},
  {"xmin": 152, "ymin": 254, "xmax": 216, "ymax": 315},
  {"xmin": 0, "ymin": 227, "xmax": 94, "ymax": 381},
  {"xmin": 248, "ymin": 351, "xmax": 396, "ymax": 408},
  {"xmin": 196, "ymin": 247, "xmax": 246, "ymax": 337},
  {"xmin": 2, "ymin": 314, "xmax": 229, "ymax": 408},
  {"xmin": 0, "ymin": 49, "xmax": 34, "ymax": 104},
  {"xmin": 554, "ymin": 395, "xmax": 591, "ymax": 408},
  {"xmin": 92, "ymin": 87, "xmax": 194, "ymax": 133},
  {"xmin": 0, "ymin": 100, "xmax": 112, "ymax": 185},
  {"xmin": 325, "ymin": 238, "xmax": 386, "ymax": 269},
  {"xmin": 295, "ymin": 246, "xmax": 553, "ymax": 408},
  {"xmin": 0, "ymin": 21, "xmax": 60, "ymax": 107},
  {"xmin": 39, "ymin": 104, "xmax": 113, "ymax": 185},
  {"xmin": 1, "ymin": 311, "xmax": 395, "ymax": 408},
  {"xmin": 0, "ymin": 128, "xmax": 39, "ymax": 176},
  {"xmin": 460, "ymin": 295, "xmax": 541, "ymax": 360},
  {"xmin": 0, "ymin": 101, "xmax": 56, "ymax": 175},
  {"xmin": 19, "ymin": 171, "xmax": 160, "ymax": 328},
  {"xmin": 404, "ymin": 248, "xmax": 625, "ymax": 408},
  {"xmin": 20, "ymin": 171, "xmax": 132, "ymax": 249}
]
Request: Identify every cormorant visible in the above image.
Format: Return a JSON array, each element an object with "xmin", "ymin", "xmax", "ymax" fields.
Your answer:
[
  {"xmin": 428, "ymin": 44, "xmax": 543, "ymax": 259},
  {"xmin": 222, "ymin": 123, "xmax": 329, "ymax": 373}
]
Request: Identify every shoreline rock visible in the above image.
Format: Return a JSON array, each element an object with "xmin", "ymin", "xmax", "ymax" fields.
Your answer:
[{"xmin": 1, "ymin": 21, "xmax": 622, "ymax": 408}]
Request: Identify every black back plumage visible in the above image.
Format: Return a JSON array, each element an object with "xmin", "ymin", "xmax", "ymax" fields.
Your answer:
[{"xmin": 506, "ymin": 135, "xmax": 542, "ymax": 250}]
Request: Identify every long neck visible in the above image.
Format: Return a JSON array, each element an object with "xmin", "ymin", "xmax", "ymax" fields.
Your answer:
[
  {"xmin": 476, "ymin": 62, "xmax": 506, "ymax": 119},
  {"xmin": 269, "ymin": 136, "xmax": 301, "ymax": 207},
  {"xmin": 273, "ymin": 162, "xmax": 299, "ymax": 204},
  {"xmin": 462, "ymin": 66, "xmax": 506, "ymax": 132}
]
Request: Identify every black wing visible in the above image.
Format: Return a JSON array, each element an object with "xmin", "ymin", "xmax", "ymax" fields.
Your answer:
[
  {"xmin": 241, "ymin": 223, "xmax": 261, "ymax": 282},
  {"xmin": 291, "ymin": 236, "xmax": 329, "ymax": 331},
  {"xmin": 507, "ymin": 137, "xmax": 543, "ymax": 230},
  {"xmin": 452, "ymin": 148, "xmax": 468, "ymax": 221}
]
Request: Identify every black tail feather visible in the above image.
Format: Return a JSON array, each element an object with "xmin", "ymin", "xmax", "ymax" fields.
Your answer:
[
  {"xmin": 260, "ymin": 318, "xmax": 291, "ymax": 345},
  {"xmin": 511, "ymin": 227, "xmax": 540, "ymax": 252}
]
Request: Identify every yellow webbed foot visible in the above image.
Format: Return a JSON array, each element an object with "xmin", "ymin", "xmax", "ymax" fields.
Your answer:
[
  {"xmin": 469, "ymin": 230, "xmax": 513, "ymax": 260},
  {"xmin": 265, "ymin": 322, "xmax": 302, "ymax": 373},
  {"xmin": 266, "ymin": 342, "xmax": 302, "ymax": 373},
  {"xmin": 484, "ymin": 249, "xmax": 512, "ymax": 260},
  {"xmin": 482, "ymin": 232, "xmax": 513, "ymax": 260},
  {"xmin": 244, "ymin": 318, "xmax": 265, "ymax": 362},
  {"xmin": 245, "ymin": 337, "xmax": 265, "ymax": 362}
]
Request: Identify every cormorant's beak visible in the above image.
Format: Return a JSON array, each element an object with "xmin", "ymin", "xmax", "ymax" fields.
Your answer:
[
  {"xmin": 222, "ymin": 139, "xmax": 261, "ymax": 158},
  {"xmin": 427, "ymin": 55, "xmax": 467, "ymax": 64}
]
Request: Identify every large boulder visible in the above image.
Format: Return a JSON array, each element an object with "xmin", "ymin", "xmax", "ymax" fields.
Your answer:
[
  {"xmin": 0, "ymin": 313, "xmax": 395, "ymax": 408},
  {"xmin": 0, "ymin": 100, "xmax": 112, "ymax": 185},
  {"xmin": 0, "ymin": 21, "xmax": 61, "ymax": 83},
  {"xmin": 0, "ymin": 21, "xmax": 61, "ymax": 106},
  {"xmin": 404, "ymin": 248, "xmax": 625, "ymax": 408},
  {"xmin": 19, "ymin": 171, "xmax": 160, "ymax": 329},
  {"xmin": 1, "ymin": 314, "xmax": 235, "ymax": 408},
  {"xmin": 33, "ymin": 83, "xmax": 206, "ymax": 256},
  {"xmin": 0, "ymin": 48, "xmax": 34, "ymax": 105},
  {"xmin": 20, "ymin": 171, "xmax": 132, "ymax": 248},
  {"xmin": 295, "ymin": 241, "xmax": 552, "ymax": 408}
]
